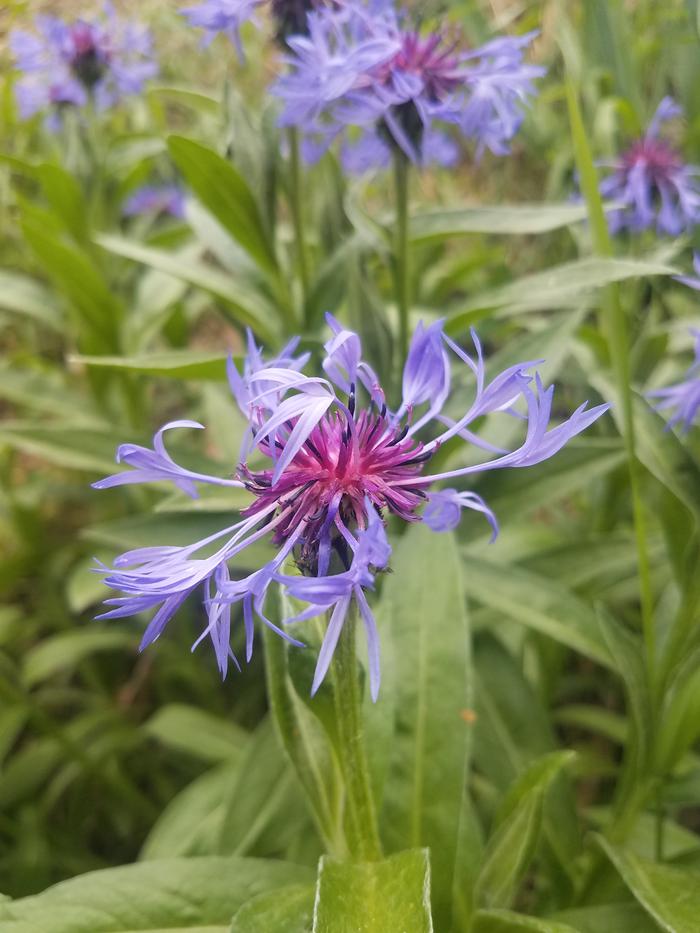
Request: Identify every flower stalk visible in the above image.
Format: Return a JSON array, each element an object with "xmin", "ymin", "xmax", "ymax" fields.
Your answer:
[
  {"xmin": 287, "ymin": 126, "xmax": 311, "ymax": 316},
  {"xmin": 330, "ymin": 607, "xmax": 383, "ymax": 861},
  {"xmin": 393, "ymin": 150, "xmax": 411, "ymax": 362}
]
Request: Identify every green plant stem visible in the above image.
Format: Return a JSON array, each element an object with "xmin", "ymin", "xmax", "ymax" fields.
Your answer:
[
  {"xmin": 330, "ymin": 610, "xmax": 383, "ymax": 861},
  {"xmin": 287, "ymin": 127, "xmax": 311, "ymax": 314},
  {"xmin": 393, "ymin": 151, "xmax": 410, "ymax": 362},
  {"xmin": 565, "ymin": 78, "xmax": 655, "ymax": 683}
]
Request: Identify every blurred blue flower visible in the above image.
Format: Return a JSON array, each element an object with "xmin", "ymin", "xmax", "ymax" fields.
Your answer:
[
  {"xmin": 181, "ymin": 0, "xmax": 320, "ymax": 52},
  {"xmin": 599, "ymin": 98, "xmax": 700, "ymax": 235},
  {"xmin": 648, "ymin": 329, "xmax": 700, "ymax": 433},
  {"xmin": 123, "ymin": 185, "xmax": 186, "ymax": 219},
  {"xmin": 271, "ymin": 2, "xmax": 544, "ymax": 168},
  {"xmin": 10, "ymin": 3, "xmax": 157, "ymax": 125},
  {"xmin": 95, "ymin": 321, "xmax": 607, "ymax": 698}
]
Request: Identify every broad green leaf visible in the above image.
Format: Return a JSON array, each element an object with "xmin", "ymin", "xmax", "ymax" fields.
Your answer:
[
  {"xmin": 462, "ymin": 557, "xmax": 611, "ymax": 666},
  {"xmin": 475, "ymin": 752, "xmax": 575, "ymax": 910},
  {"xmin": 0, "ymin": 364, "xmax": 103, "ymax": 421},
  {"xmin": 554, "ymin": 902, "xmax": 658, "ymax": 933},
  {"xmin": 71, "ymin": 351, "xmax": 231, "ymax": 381},
  {"xmin": 409, "ymin": 204, "xmax": 589, "ymax": 243},
  {"xmin": 141, "ymin": 763, "xmax": 240, "ymax": 860},
  {"xmin": 168, "ymin": 137, "xmax": 276, "ymax": 274},
  {"xmin": 312, "ymin": 849, "xmax": 433, "ymax": 933},
  {"xmin": 598, "ymin": 836, "xmax": 700, "ymax": 933},
  {"xmin": 380, "ymin": 524, "xmax": 470, "ymax": 928},
  {"xmin": 230, "ymin": 884, "xmax": 314, "ymax": 932},
  {"xmin": 472, "ymin": 909, "xmax": 579, "ymax": 932},
  {"xmin": 23, "ymin": 222, "xmax": 121, "ymax": 351},
  {"xmin": 22, "ymin": 630, "xmax": 136, "ymax": 687},
  {"xmin": 1, "ymin": 857, "xmax": 313, "ymax": 933},
  {"xmin": 95, "ymin": 235, "xmax": 277, "ymax": 343},
  {"xmin": 37, "ymin": 163, "xmax": 88, "ymax": 243},
  {"xmin": 0, "ymin": 270, "xmax": 63, "ymax": 332},
  {"xmin": 143, "ymin": 705, "xmax": 248, "ymax": 763},
  {"xmin": 0, "ymin": 422, "xmax": 131, "ymax": 474},
  {"xmin": 148, "ymin": 84, "xmax": 221, "ymax": 115},
  {"xmin": 445, "ymin": 257, "xmax": 677, "ymax": 331}
]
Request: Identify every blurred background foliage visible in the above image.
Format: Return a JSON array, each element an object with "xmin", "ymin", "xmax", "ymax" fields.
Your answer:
[{"xmin": 1, "ymin": 1, "xmax": 700, "ymax": 929}]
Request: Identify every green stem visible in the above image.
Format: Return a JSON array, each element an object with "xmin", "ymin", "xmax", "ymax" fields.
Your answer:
[
  {"xmin": 393, "ymin": 151, "xmax": 411, "ymax": 362},
  {"xmin": 287, "ymin": 127, "xmax": 311, "ymax": 315},
  {"xmin": 330, "ymin": 610, "xmax": 383, "ymax": 861}
]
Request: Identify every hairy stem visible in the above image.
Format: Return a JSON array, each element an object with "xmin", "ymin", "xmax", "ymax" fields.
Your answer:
[{"xmin": 330, "ymin": 609, "xmax": 383, "ymax": 861}]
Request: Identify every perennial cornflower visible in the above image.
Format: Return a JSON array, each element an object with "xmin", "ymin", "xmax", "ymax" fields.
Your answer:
[
  {"xmin": 123, "ymin": 185, "xmax": 186, "ymax": 219},
  {"xmin": 94, "ymin": 317, "xmax": 608, "ymax": 700},
  {"xmin": 598, "ymin": 98, "xmax": 700, "ymax": 235},
  {"xmin": 10, "ymin": 3, "xmax": 157, "ymax": 126},
  {"xmin": 271, "ymin": 1, "xmax": 544, "ymax": 168},
  {"xmin": 181, "ymin": 0, "xmax": 321, "ymax": 52},
  {"xmin": 648, "ymin": 328, "xmax": 700, "ymax": 433}
]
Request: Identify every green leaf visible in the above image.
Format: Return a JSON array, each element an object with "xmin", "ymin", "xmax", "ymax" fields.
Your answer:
[
  {"xmin": 141, "ymin": 763, "xmax": 240, "ymax": 860},
  {"xmin": 168, "ymin": 137, "xmax": 276, "ymax": 274},
  {"xmin": 462, "ymin": 557, "xmax": 612, "ymax": 667},
  {"xmin": 445, "ymin": 257, "xmax": 677, "ymax": 331},
  {"xmin": 409, "ymin": 204, "xmax": 589, "ymax": 243},
  {"xmin": 554, "ymin": 902, "xmax": 660, "ymax": 933},
  {"xmin": 22, "ymin": 222, "xmax": 121, "ymax": 351},
  {"xmin": 598, "ymin": 835, "xmax": 700, "ymax": 933},
  {"xmin": 1, "ymin": 857, "xmax": 313, "ymax": 933},
  {"xmin": 312, "ymin": 849, "xmax": 433, "ymax": 933},
  {"xmin": 380, "ymin": 524, "xmax": 470, "ymax": 928},
  {"xmin": 37, "ymin": 163, "xmax": 89, "ymax": 243},
  {"xmin": 475, "ymin": 752, "xmax": 575, "ymax": 910},
  {"xmin": 0, "ymin": 270, "xmax": 63, "ymax": 332},
  {"xmin": 472, "ymin": 909, "xmax": 579, "ymax": 932},
  {"xmin": 95, "ymin": 234, "xmax": 277, "ymax": 343},
  {"xmin": 0, "ymin": 422, "xmax": 130, "ymax": 474},
  {"xmin": 143, "ymin": 705, "xmax": 248, "ymax": 764},
  {"xmin": 229, "ymin": 884, "xmax": 314, "ymax": 932},
  {"xmin": 22, "ymin": 630, "xmax": 136, "ymax": 687},
  {"xmin": 71, "ymin": 351, "xmax": 232, "ymax": 381},
  {"xmin": 147, "ymin": 84, "xmax": 221, "ymax": 115}
]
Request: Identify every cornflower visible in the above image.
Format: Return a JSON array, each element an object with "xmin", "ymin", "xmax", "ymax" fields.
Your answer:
[
  {"xmin": 181, "ymin": 0, "xmax": 322, "ymax": 52},
  {"xmin": 648, "ymin": 327, "xmax": 700, "ymax": 433}
]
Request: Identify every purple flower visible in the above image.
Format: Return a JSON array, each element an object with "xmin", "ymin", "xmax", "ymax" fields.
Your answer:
[
  {"xmin": 598, "ymin": 98, "xmax": 700, "ymax": 235},
  {"xmin": 271, "ymin": 2, "xmax": 544, "ymax": 168},
  {"xmin": 648, "ymin": 329, "xmax": 700, "ymax": 433},
  {"xmin": 123, "ymin": 185, "xmax": 186, "ymax": 219},
  {"xmin": 10, "ymin": 4, "xmax": 157, "ymax": 125},
  {"xmin": 95, "ymin": 319, "xmax": 608, "ymax": 698},
  {"xmin": 181, "ymin": 0, "xmax": 321, "ymax": 53}
]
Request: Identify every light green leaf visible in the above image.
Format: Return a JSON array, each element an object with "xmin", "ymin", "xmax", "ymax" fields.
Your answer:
[
  {"xmin": 71, "ymin": 351, "xmax": 231, "ymax": 381},
  {"xmin": 312, "ymin": 849, "xmax": 433, "ymax": 933},
  {"xmin": 143, "ymin": 705, "xmax": 248, "ymax": 764},
  {"xmin": 409, "ymin": 204, "xmax": 589, "ymax": 243},
  {"xmin": 472, "ymin": 909, "xmax": 579, "ymax": 932},
  {"xmin": 445, "ymin": 257, "xmax": 677, "ymax": 331},
  {"xmin": 475, "ymin": 752, "xmax": 575, "ymax": 910},
  {"xmin": 141, "ymin": 763, "xmax": 240, "ymax": 861},
  {"xmin": 230, "ymin": 884, "xmax": 314, "ymax": 932},
  {"xmin": 95, "ymin": 234, "xmax": 277, "ymax": 343},
  {"xmin": 1, "ymin": 857, "xmax": 313, "ymax": 933},
  {"xmin": 37, "ymin": 163, "xmax": 88, "ymax": 243},
  {"xmin": 380, "ymin": 524, "xmax": 470, "ymax": 928},
  {"xmin": 462, "ymin": 557, "xmax": 611, "ymax": 666},
  {"xmin": 598, "ymin": 835, "xmax": 700, "ymax": 933},
  {"xmin": 168, "ymin": 137, "xmax": 276, "ymax": 275},
  {"xmin": 0, "ymin": 422, "xmax": 131, "ymax": 474},
  {"xmin": 22, "ymin": 630, "xmax": 136, "ymax": 687},
  {"xmin": 148, "ymin": 84, "xmax": 221, "ymax": 115},
  {"xmin": 554, "ymin": 901, "xmax": 659, "ymax": 933},
  {"xmin": 0, "ymin": 270, "xmax": 63, "ymax": 332}
]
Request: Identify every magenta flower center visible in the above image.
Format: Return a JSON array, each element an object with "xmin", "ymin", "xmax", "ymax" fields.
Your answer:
[
  {"xmin": 376, "ymin": 32, "xmax": 462, "ymax": 101},
  {"xmin": 622, "ymin": 138, "xmax": 682, "ymax": 181},
  {"xmin": 242, "ymin": 405, "xmax": 431, "ymax": 570}
]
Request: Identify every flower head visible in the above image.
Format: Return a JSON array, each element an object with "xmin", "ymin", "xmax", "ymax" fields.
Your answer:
[
  {"xmin": 10, "ymin": 4, "xmax": 157, "ymax": 125},
  {"xmin": 123, "ymin": 185, "xmax": 186, "ymax": 219},
  {"xmin": 94, "ymin": 319, "xmax": 608, "ymax": 698},
  {"xmin": 598, "ymin": 98, "xmax": 700, "ymax": 235},
  {"xmin": 648, "ymin": 329, "xmax": 700, "ymax": 433},
  {"xmin": 272, "ymin": 2, "xmax": 544, "ymax": 168}
]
